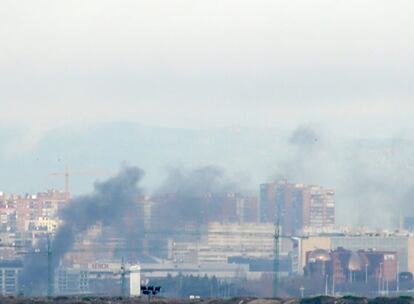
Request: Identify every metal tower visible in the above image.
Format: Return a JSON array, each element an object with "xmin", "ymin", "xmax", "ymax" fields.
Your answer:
[
  {"xmin": 120, "ymin": 257, "xmax": 126, "ymax": 297},
  {"xmin": 273, "ymin": 220, "xmax": 280, "ymax": 298},
  {"xmin": 47, "ymin": 235, "xmax": 53, "ymax": 297}
]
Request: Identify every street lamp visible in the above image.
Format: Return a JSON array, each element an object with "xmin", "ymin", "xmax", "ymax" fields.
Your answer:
[
  {"xmin": 397, "ymin": 262, "xmax": 400, "ymax": 294},
  {"xmin": 378, "ymin": 262, "xmax": 383, "ymax": 295},
  {"xmin": 299, "ymin": 286, "xmax": 305, "ymax": 298},
  {"xmin": 141, "ymin": 285, "xmax": 161, "ymax": 304}
]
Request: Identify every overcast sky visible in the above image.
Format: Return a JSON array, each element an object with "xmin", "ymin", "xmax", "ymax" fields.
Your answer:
[
  {"xmin": 1, "ymin": 0, "xmax": 414, "ymax": 141},
  {"xmin": 1, "ymin": 1, "xmax": 414, "ymax": 226}
]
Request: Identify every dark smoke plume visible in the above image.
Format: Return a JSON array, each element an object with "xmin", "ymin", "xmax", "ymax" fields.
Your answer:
[
  {"xmin": 272, "ymin": 125, "xmax": 328, "ymax": 183},
  {"xmin": 289, "ymin": 126, "xmax": 320, "ymax": 148},
  {"xmin": 23, "ymin": 166, "xmax": 145, "ymax": 295},
  {"xmin": 23, "ymin": 165, "xmax": 242, "ymax": 294},
  {"xmin": 152, "ymin": 166, "xmax": 238, "ymax": 235},
  {"xmin": 52, "ymin": 166, "xmax": 144, "ymax": 262}
]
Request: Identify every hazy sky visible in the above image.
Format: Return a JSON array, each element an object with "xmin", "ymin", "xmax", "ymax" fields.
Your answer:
[
  {"xmin": 1, "ymin": 1, "xmax": 414, "ymax": 227},
  {"xmin": 1, "ymin": 0, "xmax": 414, "ymax": 141}
]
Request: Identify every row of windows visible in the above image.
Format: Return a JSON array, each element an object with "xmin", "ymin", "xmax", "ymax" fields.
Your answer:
[{"xmin": 0, "ymin": 271, "xmax": 18, "ymax": 277}]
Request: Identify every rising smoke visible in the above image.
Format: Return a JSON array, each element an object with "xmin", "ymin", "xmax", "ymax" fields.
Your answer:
[
  {"xmin": 23, "ymin": 165, "xmax": 240, "ymax": 294},
  {"xmin": 23, "ymin": 166, "xmax": 146, "ymax": 295},
  {"xmin": 21, "ymin": 130, "xmax": 414, "ymax": 294},
  {"xmin": 152, "ymin": 166, "xmax": 238, "ymax": 234},
  {"xmin": 52, "ymin": 166, "xmax": 145, "ymax": 262},
  {"xmin": 272, "ymin": 125, "xmax": 414, "ymax": 228}
]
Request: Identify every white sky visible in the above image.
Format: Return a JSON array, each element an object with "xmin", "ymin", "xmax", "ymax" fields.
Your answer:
[
  {"xmin": 1, "ymin": 0, "xmax": 414, "ymax": 137},
  {"xmin": 1, "ymin": 1, "xmax": 414, "ymax": 227}
]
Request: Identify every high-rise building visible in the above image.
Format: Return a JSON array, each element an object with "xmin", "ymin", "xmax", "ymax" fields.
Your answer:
[
  {"xmin": 309, "ymin": 186, "xmax": 335, "ymax": 228},
  {"xmin": 259, "ymin": 181, "xmax": 335, "ymax": 235},
  {"xmin": 259, "ymin": 182, "xmax": 278, "ymax": 223}
]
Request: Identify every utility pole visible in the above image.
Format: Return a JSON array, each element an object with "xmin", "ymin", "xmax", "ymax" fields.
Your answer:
[
  {"xmin": 397, "ymin": 262, "xmax": 400, "ymax": 293},
  {"xmin": 378, "ymin": 262, "xmax": 383, "ymax": 295},
  {"xmin": 299, "ymin": 286, "xmax": 304, "ymax": 298},
  {"xmin": 272, "ymin": 224, "xmax": 308, "ymax": 298},
  {"xmin": 47, "ymin": 235, "xmax": 53, "ymax": 297},
  {"xmin": 273, "ymin": 220, "xmax": 280, "ymax": 298}
]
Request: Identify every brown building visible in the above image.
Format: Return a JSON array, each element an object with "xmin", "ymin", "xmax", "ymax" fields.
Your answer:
[
  {"xmin": 0, "ymin": 190, "xmax": 67, "ymax": 233},
  {"xmin": 259, "ymin": 181, "xmax": 335, "ymax": 235},
  {"xmin": 305, "ymin": 247, "xmax": 398, "ymax": 284},
  {"xmin": 151, "ymin": 192, "xmax": 259, "ymax": 229},
  {"xmin": 209, "ymin": 193, "xmax": 259, "ymax": 224}
]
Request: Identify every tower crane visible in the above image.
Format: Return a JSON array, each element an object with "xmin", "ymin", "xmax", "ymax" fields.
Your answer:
[{"xmin": 49, "ymin": 168, "xmax": 110, "ymax": 201}]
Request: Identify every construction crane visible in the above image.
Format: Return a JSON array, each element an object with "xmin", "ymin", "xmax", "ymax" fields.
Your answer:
[
  {"xmin": 49, "ymin": 168, "xmax": 110, "ymax": 201},
  {"xmin": 49, "ymin": 167, "xmax": 70, "ymax": 201}
]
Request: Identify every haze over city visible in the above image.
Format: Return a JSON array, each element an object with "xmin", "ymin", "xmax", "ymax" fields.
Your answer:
[{"xmin": 1, "ymin": 0, "xmax": 414, "ymax": 300}]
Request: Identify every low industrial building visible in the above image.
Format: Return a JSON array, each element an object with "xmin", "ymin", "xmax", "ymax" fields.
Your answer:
[
  {"xmin": 304, "ymin": 247, "xmax": 398, "ymax": 283},
  {"xmin": 55, "ymin": 260, "xmax": 250, "ymax": 295},
  {"xmin": 293, "ymin": 234, "xmax": 414, "ymax": 275},
  {"xmin": 170, "ymin": 222, "xmax": 275, "ymax": 264}
]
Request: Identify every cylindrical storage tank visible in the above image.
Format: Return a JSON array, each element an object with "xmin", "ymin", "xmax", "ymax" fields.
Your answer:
[
  {"xmin": 129, "ymin": 264, "xmax": 141, "ymax": 296},
  {"xmin": 348, "ymin": 252, "xmax": 363, "ymax": 272},
  {"xmin": 309, "ymin": 249, "xmax": 331, "ymax": 262}
]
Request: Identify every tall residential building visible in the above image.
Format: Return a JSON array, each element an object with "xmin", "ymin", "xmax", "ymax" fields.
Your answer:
[
  {"xmin": 151, "ymin": 192, "xmax": 259, "ymax": 228},
  {"xmin": 259, "ymin": 182, "xmax": 278, "ymax": 223},
  {"xmin": 0, "ymin": 189, "xmax": 67, "ymax": 234},
  {"xmin": 309, "ymin": 186, "xmax": 335, "ymax": 228},
  {"xmin": 259, "ymin": 181, "xmax": 335, "ymax": 234}
]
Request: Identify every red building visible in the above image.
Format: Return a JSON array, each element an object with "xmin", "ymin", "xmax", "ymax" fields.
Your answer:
[
  {"xmin": 305, "ymin": 247, "xmax": 398, "ymax": 284},
  {"xmin": 0, "ymin": 190, "xmax": 67, "ymax": 232},
  {"xmin": 259, "ymin": 181, "xmax": 335, "ymax": 235}
]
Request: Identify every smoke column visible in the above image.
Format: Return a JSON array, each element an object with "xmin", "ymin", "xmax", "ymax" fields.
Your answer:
[
  {"xmin": 153, "ymin": 166, "xmax": 237, "ymax": 233},
  {"xmin": 272, "ymin": 125, "xmax": 414, "ymax": 227},
  {"xmin": 22, "ymin": 165, "xmax": 243, "ymax": 294},
  {"xmin": 52, "ymin": 166, "xmax": 144, "ymax": 262},
  {"xmin": 23, "ymin": 166, "xmax": 145, "ymax": 295}
]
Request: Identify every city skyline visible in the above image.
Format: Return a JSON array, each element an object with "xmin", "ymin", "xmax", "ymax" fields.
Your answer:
[{"xmin": 1, "ymin": 0, "xmax": 413, "ymax": 299}]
